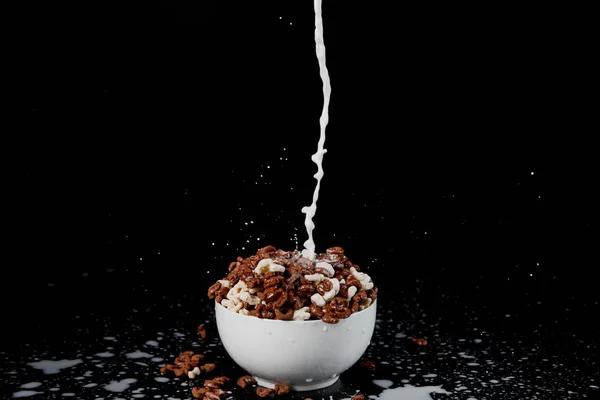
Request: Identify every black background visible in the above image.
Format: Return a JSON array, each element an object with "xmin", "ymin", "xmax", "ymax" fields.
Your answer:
[{"xmin": 6, "ymin": 2, "xmax": 597, "ymax": 348}]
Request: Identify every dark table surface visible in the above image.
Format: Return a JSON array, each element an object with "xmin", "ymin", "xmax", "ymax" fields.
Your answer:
[
  {"xmin": 5, "ymin": 2, "xmax": 598, "ymax": 399},
  {"xmin": 2, "ymin": 275, "xmax": 599, "ymax": 400}
]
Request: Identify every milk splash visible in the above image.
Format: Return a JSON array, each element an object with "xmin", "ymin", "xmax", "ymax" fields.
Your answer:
[{"xmin": 301, "ymin": 0, "xmax": 331, "ymax": 259}]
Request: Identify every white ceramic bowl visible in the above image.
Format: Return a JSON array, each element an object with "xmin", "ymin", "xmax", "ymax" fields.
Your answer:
[{"xmin": 215, "ymin": 299, "xmax": 377, "ymax": 391}]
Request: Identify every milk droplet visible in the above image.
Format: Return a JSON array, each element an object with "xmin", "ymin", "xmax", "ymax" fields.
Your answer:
[{"xmin": 323, "ymin": 326, "xmax": 328, "ymax": 332}]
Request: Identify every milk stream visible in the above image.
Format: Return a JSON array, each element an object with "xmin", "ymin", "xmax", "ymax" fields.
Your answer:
[{"xmin": 302, "ymin": 0, "xmax": 331, "ymax": 259}]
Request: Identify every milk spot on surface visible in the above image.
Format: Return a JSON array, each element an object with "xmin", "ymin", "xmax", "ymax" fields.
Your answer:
[
  {"xmin": 12, "ymin": 391, "xmax": 43, "ymax": 398},
  {"xmin": 82, "ymin": 383, "xmax": 97, "ymax": 388},
  {"xmin": 373, "ymin": 379, "xmax": 394, "ymax": 388},
  {"xmin": 27, "ymin": 359, "xmax": 82, "ymax": 374},
  {"xmin": 376, "ymin": 385, "xmax": 450, "ymax": 399},
  {"xmin": 104, "ymin": 378, "xmax": 137, "ymax": 392},
  {"xmin": 145, "ymin": 340, "xmax": 159, "ymax": 347},
  {"xmin": 20, "ymin": 383, "xmax": 42, "ymax": 389},
  {"xmin": 155, "ymin": 377, "xmax": 170, "ymax": 383},
  {"xmin": 95, "ymin": 352, "xmax": 114, "ymax": 358}
]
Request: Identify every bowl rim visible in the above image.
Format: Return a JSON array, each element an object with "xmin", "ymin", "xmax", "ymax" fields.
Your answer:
[{"xmin": 215, "ymin": 298, "xmax": 377, "ymax": 325}]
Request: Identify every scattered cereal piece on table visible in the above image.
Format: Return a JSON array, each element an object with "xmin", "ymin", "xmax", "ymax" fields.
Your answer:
[{"xmin": 360, "ymin": 360, "xmax": 376, "ymax": 369}]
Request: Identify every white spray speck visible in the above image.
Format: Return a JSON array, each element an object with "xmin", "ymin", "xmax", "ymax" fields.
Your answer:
[
  {"xmin": 145, "ymin": 340, "xmax": 159, "ymax": 347},
  {"xmin": 395, "ymin": 332, "xmax": 407, "ymax": 338},
  {"xmin": 103, "ymin": 336, "xmax": 116, "ymax": 341},
  {"xmin": 82, "ymin": 383, "xmax": 97, "ymax": 388},
  {"xmin": 151, "ymin": 357, "xmax": 163, "ymax": 362},
  {"xmin": 155, "ymin": 377, "xmax": 169, "ymax": 383},
  {"xmin": 27, "ymin": 359, "xmax": 82, "ymax": 374},
  {"xmin": 61, "ymin": 393, "xmax": 75, "ymax": 397},
  {"xmin": 423, "ymin": 374, "xmax": 437, "ymax": 378},
  {"xmin": 104, "ymin": 378, "xmax": 137, "ymax": 392}
]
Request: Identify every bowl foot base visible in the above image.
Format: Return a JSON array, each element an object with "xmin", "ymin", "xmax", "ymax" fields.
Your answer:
[{"xmin": 254, "ymin": 376, "xmax": 340, "ymax": 392}]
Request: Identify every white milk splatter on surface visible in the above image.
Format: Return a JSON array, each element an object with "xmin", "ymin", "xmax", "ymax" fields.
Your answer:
[
  {"xmin": 341, "ymin": 385, "xmax": 450, "ymax": 400},
  {"xmin": 145, "ymin": 340, "xmax": 159, "ymax": 347},
  {"xmin": 373, "ymin": 379, "xmax": 394, "ymax": 388},
  {"xmin": 94, "ymin": 352, "xmax": 114, "ymax": 357},
  {"xmin": 377, "ymin": 385, "xmax": 450, "ymax": 399},
  {"xmin": 103, "ymin": 378, "xmax": 137, "ymax": 392},
  {"xmin": 125, "ymin": 351, "xmax": 153, "ymax": 359},
  {"xmin": 12, "ymin": 391, "xmax": 43, "ymax": 398},
  {"xmin": 26, "ymin": 359, "xmax": 82, "ymax": 374},
  {"xmin": 20, "ymin": 382, "xmax": 42, "ymax": 389},
  {"xmin": 301, "ymin": 0, "xmax": 332, "ymax": 259}
]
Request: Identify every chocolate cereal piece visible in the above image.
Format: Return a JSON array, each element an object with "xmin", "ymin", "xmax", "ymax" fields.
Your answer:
[
  {"xmin": 190, "ymin": 353, "xmax": 205, "ymax": 367},
  {"xmin": 351, "ymin": 394, "xmax": 365, "ymax": 400},
  {"xmin": 204, "ymin": 376, "xmax": 230, "ymax": 389},
  {"xmin": 200, "ymin": 363, "xmax": 217, "ymax": 373},
  {"xmin": 191, "ymin": 386, "xmax": 209, "ymax": 399},
  {"xmin": 197, "ymin": 324, "xmax": 207, "ymax": 339},
  {"xmin": 204, "ymin": 389, "xmax": 225, "ymax": 400},
  {"xmin": 274, "ymin": 383, "xmax": 292, "ymax": 395},
  {"xmin": 412, "ymin": 337, "xmax": 428, "ymax": 346},
  {"xmin": 256, "ymin": 387, "xmax": 275, "ymax": 397},
  {"xmin": 236, "ymin": 375, "xmax": 257, "ymax": 389},
  {"xmin": 360, "ymin": 360, "xmax": 376, "ymax": 369}
]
